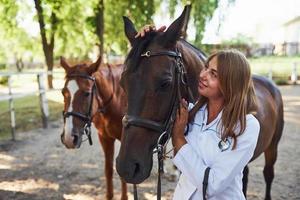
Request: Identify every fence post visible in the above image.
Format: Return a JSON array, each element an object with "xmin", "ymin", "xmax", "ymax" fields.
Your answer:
[
  {"xmin": 291, "ymin": 62, "xmax": 298, "ymax": 85},
  {"xmin": 268, "ymin": 66, "xmax": 273, "ymax": 80},
  {"xmin": 37, "ymin": 73, "xmax": 49, "ymax": 128},
  {"xmin": 8, "ymin": 76, "xmax": 16, "ymax": 140}
]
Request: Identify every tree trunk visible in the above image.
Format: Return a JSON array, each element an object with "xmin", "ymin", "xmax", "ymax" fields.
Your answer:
[
  {"xmin": 16, "ymin": 57, "xmax": 24, "ymax": 72},
  {"xmin": 45, "ymin": 47, "xmax": 54, "ymax": 89},
  {"xmin": 95, "ymin": 0, "xmax": 104, "ymax": 58},
  {"xmin": 34, "ymin": 0, "xmax": 56, "ymax": 89}
]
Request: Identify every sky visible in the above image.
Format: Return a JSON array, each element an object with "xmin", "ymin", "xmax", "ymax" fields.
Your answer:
[{"xmin": 155, "ymin": 0, "xmax": 300, "ymax": 44}]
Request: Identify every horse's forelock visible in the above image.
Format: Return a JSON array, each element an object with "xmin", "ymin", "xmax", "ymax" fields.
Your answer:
[
  {"xmin": 64, "ymin": 63, "xmax": 90, "ymax": 80},
  {"xmin": 124, "ymin": 31, "xmax": 159, "ymax": 72}
]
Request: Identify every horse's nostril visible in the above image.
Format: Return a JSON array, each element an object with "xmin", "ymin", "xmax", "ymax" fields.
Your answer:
[
  {"xmin": 60, "ymin": 132, "xmax": 64, "ymax": 144},
  {"xmin": 73, "ymin": 135, "xmax": 78, "ymax": 145}
]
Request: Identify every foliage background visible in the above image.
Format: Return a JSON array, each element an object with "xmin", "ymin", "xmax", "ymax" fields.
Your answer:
[{"xmin": 0, "ymin": 0, "xmax": 220, "ymax": 71}]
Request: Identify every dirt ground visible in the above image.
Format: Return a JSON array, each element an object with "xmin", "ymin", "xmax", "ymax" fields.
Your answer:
[{"xmin": 0, "ymin": 85, "xmax": 299, "ymax": 200}]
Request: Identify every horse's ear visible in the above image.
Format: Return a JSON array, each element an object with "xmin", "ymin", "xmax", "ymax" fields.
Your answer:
[
  {"xmin": 88, "ymin": 56, "xmax": 102, "ymax": 74},
  {"xmin": 162, "ymin": 5, "xmax": 191, "ymax": 47},
  {"xmin": 60, "ymin": 56, "xmax": 70, "ymax": 72},
  {"xmin": 123, "ymin": 16, "xmax": 137, "ymax": 46}
]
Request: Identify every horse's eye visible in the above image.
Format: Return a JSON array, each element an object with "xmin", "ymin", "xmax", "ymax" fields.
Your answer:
[
  {"xmin": 84, "ymin": 92, "xmax": 91, "ymax": 97},
  {"xmin": 159, "ymin": 80, "xmax": 171, "ymax": 91}
]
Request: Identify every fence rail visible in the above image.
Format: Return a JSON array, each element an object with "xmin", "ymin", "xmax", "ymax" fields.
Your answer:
[
  {"xmin": 0, "ymin": 71, "xmax": 64, "ymax": 140},
  {"xmin": 263, "ymin": 62, "xmax": 299, "ymax": 84}
]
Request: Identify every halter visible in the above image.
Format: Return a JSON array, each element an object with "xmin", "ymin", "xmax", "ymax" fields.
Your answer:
[
  {"xmin": 122, "ymin": 48, "xmax": 194, "ymax": 200},
  {"xmin": 62, "ymin": 74, "xmax": 113, "ymax": 146}
]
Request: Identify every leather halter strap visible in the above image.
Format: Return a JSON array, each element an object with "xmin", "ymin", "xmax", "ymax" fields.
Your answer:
[
  {"xmin": 123, "ymin": 49, "xmax": 186, "ymax": 135},
  {"xmin": 67, "ymin": 74, "xmax": 95, "ymax": 81},
  {"xmin": 63, "ymin": 111, "xmax": 91, "ymax": 122},
  {"xmin": 62, "ymin": 74, "xmax": 97, "ymax": 145},
  {"xmin": 122, "ymin": 115, "xmax": 164, "ymax": 133},
  {"xmin": 62, "ymin": 73, "xmax": 114, "ymax": 145},
  {"xmin": 141, "ymin": 50, "xmax": 181, "ymax": 58}
]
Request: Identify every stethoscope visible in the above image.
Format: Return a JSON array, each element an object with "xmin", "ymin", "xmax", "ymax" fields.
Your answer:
[
  {"xmin": 218, "ymin": 138, "xmax": 231, "ymax": 152},
  {"xmin": 199, "ymin": 106, "xmax": 232, "ymax": 152}
]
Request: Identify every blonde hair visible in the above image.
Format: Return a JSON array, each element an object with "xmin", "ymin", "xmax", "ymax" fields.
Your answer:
[{"xmin": 189, "ymin": 49, "xmax": 257, "ymax": 149}]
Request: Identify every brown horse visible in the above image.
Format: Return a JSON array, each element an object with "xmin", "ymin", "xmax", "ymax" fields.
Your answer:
[
  {"xmin": 116, "ymin": 5, "xmax": 284, "ymax": 200},
  {"xmin": 60, "ymin": 56, "xmax": 128, "ymax": 200}
]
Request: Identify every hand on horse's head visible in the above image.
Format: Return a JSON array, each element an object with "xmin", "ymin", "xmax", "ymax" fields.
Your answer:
[{"xmin": 135, "ymin": 24, "xmax": 166, "ymax": 38}]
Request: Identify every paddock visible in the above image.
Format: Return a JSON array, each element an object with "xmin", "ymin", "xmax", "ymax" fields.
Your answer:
[{"xmin": 0, "ymin": 85, "xmax": 299, "ymax": 200}]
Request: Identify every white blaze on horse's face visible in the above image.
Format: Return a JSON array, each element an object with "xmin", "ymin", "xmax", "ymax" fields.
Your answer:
[{"xmin": 63, "ymin": 80, "xmax": 79, "ymax": 146}]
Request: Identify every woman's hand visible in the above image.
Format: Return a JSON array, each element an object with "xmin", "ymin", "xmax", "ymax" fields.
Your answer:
[
  {"xmin": 135, "ymin": 24, "xmax": 166, "ymax": 38},
  {"xmin": 172, "ymin": 98, "xmax": 188, "ymax": 154}
]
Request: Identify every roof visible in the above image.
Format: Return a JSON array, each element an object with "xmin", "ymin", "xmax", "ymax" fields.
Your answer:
[{"xmin": 284, "ymin": 16, "xmax": 300, "ymax": 27}]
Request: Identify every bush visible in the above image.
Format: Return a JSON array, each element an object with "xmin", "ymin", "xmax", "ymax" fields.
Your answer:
[
  {"xmin": 275, "ymin": 79, "xmax": 288, "ymax": 85},
  {"xmin": 0, "ymin": 63, "xmax": 6, "ymax": 70},
  {"xmin": 0, "ymin": 76, "xmax": 8, "ymax": 85}
]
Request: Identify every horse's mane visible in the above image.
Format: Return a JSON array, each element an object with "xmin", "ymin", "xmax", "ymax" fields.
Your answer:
[
  {"xmin": 179, "ymin": 39, "xmax": 207, "ymax": 62},
  {"xmin": 124, "ymin": 32, "xmax": 159, "ymax": 72}
]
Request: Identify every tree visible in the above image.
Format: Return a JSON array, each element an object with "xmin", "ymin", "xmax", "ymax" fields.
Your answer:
[
  {"xmin": 86, "ymin": 0, "xmax": 158, "ymax": 59},
  {"xmin": 33, "ymin": 0, "xmax": 97, "ymax": 88},
  {"xmin": 167, "ymin": 0, "xmax": 219, "ymax": 47},
  {"xmin": 34, "ymin": 0, "xmax": 58, "ymax": 88},
  {"xmin": 0, "ymin": 0, "xmax": 42, "ymax": 71},
  {"xmin": 94, "ymin": 0, "xmax": 104, "ymax": 58}
]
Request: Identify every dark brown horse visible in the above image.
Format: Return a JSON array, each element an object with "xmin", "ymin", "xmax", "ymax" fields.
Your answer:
[
  {"xmin": 116, "ymin": 6, "xmax": 283, "ymax": 200},
  {"xmin": 60, "ymin": 56, "xmax": 128, "ymax": 200}
]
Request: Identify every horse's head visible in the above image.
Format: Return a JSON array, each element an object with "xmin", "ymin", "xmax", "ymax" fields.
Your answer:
[
  {"xmin": 60, "ymin": 56, "xmax": 102, "ymax": 149},
  {"xmin": 116, "ymin": 5, "xmax": 204, "ymax": 184}
]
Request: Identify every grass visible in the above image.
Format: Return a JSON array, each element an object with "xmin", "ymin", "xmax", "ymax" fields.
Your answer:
[
  {"xmin": 249, "ymin": 56, "xmax": 300, "ymax": 78},
  {"xmin": 0, "ymin": 92, "xmax": 63, "ymax": 140}
]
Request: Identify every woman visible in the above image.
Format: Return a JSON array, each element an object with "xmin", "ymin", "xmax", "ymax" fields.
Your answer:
[{"xmin": 136, "ymin": 26, "xmax": 260, "ymax": 200}]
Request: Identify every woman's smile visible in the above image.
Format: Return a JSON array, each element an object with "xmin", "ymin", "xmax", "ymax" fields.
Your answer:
[{"xmin": 199, "ymin": 80, "xmax": 207, "ymax": 89}]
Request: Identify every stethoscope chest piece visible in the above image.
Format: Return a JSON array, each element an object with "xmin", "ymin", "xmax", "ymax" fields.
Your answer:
[{"xmin": 218, "ymin": 138, "xmax": 231, "ymax": 152}]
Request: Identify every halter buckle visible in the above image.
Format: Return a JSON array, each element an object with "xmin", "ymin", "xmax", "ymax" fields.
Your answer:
[
  {"xmin": 141, "ymin": 51, "xmax": 151, "ymax": 57},
  {"xmin": 122, "ymin": 115, "xmax": 129, "ymax": 128},
  {"xmin": 84, "ymin": 123, "xmax": 93, "ymax": 145}
]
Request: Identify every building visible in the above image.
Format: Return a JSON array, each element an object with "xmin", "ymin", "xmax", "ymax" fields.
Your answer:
[{"xmin": 282, "ymin": 16, "xmax": 300, "ymax": 56}]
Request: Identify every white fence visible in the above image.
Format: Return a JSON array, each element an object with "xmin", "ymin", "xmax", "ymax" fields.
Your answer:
[
  {"xmin": 0, "ymin": 71, "xmax": 64, "ymax": 140},
  {"xmin": 266, "ymin": 62, "xmax": 299, "ymax": 84}
]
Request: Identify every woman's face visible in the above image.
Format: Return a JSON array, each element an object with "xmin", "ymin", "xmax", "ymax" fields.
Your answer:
[{"xmin": 198, "ymin": 56, "xmax": 223, "ymax": 100}]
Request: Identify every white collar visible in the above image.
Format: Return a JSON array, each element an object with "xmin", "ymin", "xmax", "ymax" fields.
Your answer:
[{"xmin": 202, "ymin": 103, "xmax": 223, "ymax": 132}]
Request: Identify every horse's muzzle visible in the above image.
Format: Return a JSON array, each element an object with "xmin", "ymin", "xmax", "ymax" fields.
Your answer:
[{"xmin": 61, "ymin": 129, "xmax": 82, "ymax": 149}]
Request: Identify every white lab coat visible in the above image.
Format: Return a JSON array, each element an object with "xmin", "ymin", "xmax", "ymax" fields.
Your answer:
[{"xmin": 172, "ymin": 104, "xmax": 260, "ymax": 200}]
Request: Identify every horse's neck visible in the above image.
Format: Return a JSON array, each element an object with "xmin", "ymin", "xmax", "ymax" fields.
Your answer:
[
  {"xmin": 93, "ymin": 67, "xmax": 124, "ymax": 117},
  {"xmin": 177, "ymin": 41, "xmax": 205, "ymax": 102},
  {"xmin": 94, "ymin": 70, "xmax": 114, "ymax": 106}
]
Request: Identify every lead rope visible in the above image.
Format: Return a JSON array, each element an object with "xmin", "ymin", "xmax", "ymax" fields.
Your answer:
[
  {"xmin": 133, "ymin": 184, "xmax": 138, "ymax": 200},
  {"xmin": 157, "ymin": 150, "xmax": 163, "ymax": 200},
  {"xmin": 85, "ymin": 80, "xmax": 96, "ymax": 145},
  {"xmin": 203, "ymin": 167, "xmax": 211, "ymax": 200},
  {"xmin": 156, "ymin": 54, "xmax": 182, "ymax": 200}
]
